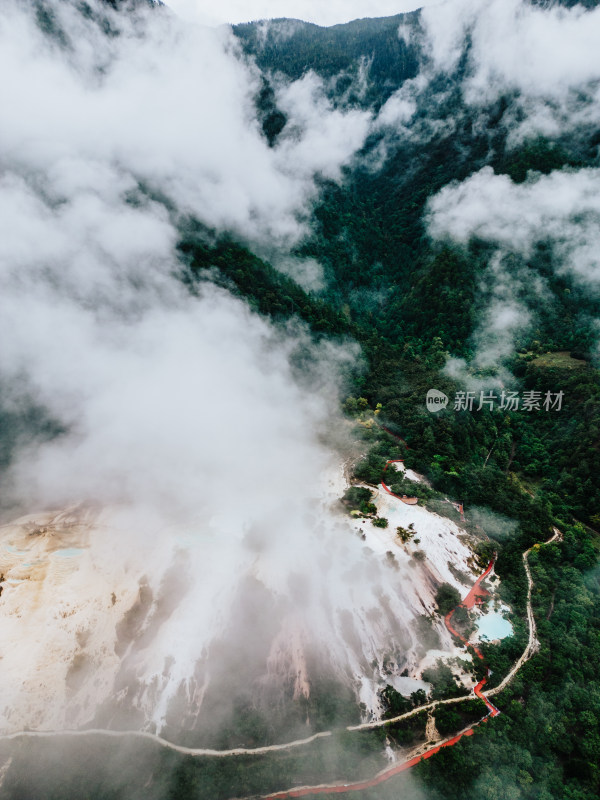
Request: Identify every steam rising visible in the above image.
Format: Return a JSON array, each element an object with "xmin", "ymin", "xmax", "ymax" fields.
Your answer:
[
  {"xmin": 0, "ymin": 0, "xmax": 419, "ymax": 739},
  {"xmin": 0, "ymin": 0, "xmax": 366, "ymax": 515},
  {"xmin": 4, "ymin": 0, "xmax": 594, "ymax": 755}
]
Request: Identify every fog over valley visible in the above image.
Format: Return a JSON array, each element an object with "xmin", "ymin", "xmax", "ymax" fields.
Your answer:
[{"xmin": 1, "ymin": 1, "xmax": 600, "ymax": 798}]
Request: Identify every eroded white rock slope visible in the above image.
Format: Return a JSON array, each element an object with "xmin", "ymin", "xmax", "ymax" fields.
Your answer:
[{"xmin": 0, "ymin": 464, "xmax": 485, "ymax": 735}]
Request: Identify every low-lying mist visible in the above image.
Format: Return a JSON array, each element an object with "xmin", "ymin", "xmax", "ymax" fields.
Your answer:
[{"xmin": 0, "ymin": 0, "xmax": 420, "ymax": 743}]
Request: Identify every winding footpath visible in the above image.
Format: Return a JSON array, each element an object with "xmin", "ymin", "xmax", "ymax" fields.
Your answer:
[
  {"xmin": 0, "ymin": 491, "xmax": 561, "ymax": 798},
  {"xmin": 486, "ymin": 526, "xmax": 562, "ymax": 700}
]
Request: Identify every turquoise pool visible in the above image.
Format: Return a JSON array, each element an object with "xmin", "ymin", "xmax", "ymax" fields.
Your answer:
[{"xmin": 476, "ymin": 609, "xmax": 514, "ymax": 641}]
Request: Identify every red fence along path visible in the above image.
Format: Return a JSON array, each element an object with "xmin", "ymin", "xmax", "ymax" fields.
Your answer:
[{"xmin": 445, "ymin": 558, "xmax": 500, "ymax": 718}]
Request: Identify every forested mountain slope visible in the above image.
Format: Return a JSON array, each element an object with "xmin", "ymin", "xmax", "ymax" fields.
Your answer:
[{"xmin": 231, "ymin": 4, "xmax": 600, "ymax": 528}]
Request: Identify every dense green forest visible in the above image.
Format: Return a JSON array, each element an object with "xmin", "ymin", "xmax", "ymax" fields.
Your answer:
[
  {"xmin": 231, "ymin": 4, "xmax": 600, "ymax": 530},
  {"xmin": 234, "ymin": 14, "xmax": 420, "ymax": 107}
]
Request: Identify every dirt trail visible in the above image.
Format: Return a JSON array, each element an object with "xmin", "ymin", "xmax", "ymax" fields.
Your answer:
[
  {"xmin": 486, "ymin": 526, "xmax": 561, "ymax": 699},
  {"xmin": 0, "ymin": 727, "xmax": 334, "ymax": 758}
]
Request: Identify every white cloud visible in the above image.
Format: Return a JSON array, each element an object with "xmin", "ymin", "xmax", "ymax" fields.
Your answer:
[
  {"xmin": 428, "ymin": 165, "xmax": 600, "ymax": 380},
  {"xmin": 0, "ymin": 0, "xmax": 418, "ymax": 733},
  {"xmin": 443, "ymin": 253, "xmax": 533, "ymax": 387},
  {"xmin": 428, "ymin": 166, "xmax": 600, "ymax": 287},
  {"xmin": 272, "ymin": 255, "xmax": 326, "ymax": 291},
  {"xmin": 422, "ymin": 0, "xmax": 600, "ymax": 96},
  {"xmin": 420, "ymin": 0, "xmax": 600, "ymax": 139},
  {"xmin": 0, "ymin": 0, "xmax": 370, "ymax": 250},
  {"xmin": 375, "ymin": 81, "xmax": 419, "ymax": 128},
  {"xmin": 275, "ymin": 71, "xmax": 372, "ymax": 181}
]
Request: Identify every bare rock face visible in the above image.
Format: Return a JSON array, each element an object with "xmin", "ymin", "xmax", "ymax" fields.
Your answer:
[
  {"xmin": 0, "ymin": 504, "xmax": 378, "ymax": 741},
  {"xmin": 0, "ymin": 506, "xmax": 143, "ymax": 733}
]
